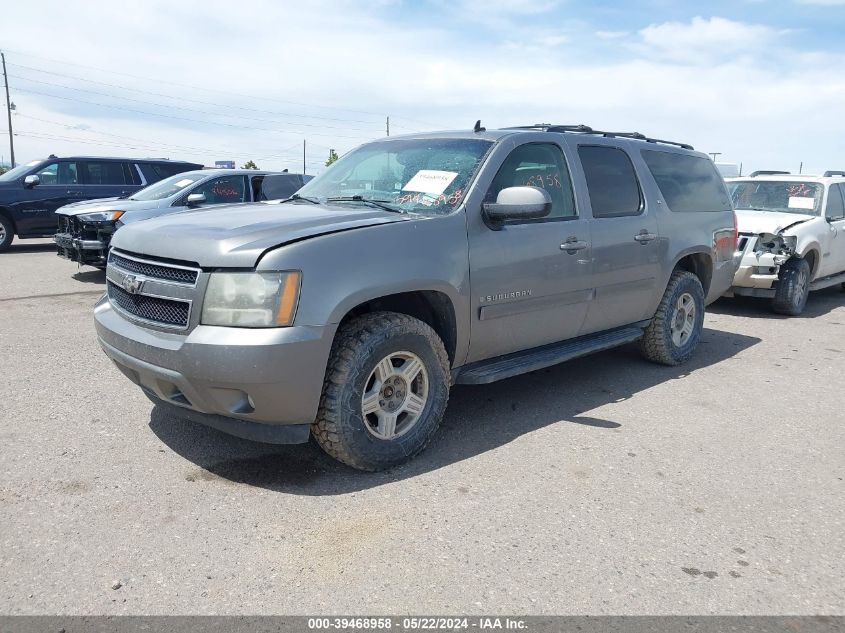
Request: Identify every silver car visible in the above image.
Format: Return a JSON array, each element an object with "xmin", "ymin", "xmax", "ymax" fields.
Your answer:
[{"xmin": 55, "ymin": 169, "xmax": 311, "ymax": 268}]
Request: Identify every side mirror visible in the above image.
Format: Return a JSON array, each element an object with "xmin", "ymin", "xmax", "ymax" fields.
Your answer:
[
  {"xmin": 24, "ymin": 174, "xmax": 40, "ymax": 188},
  {"xmin": 186, "ymin": 193, "xmax": 206, "ymax": 207},
  {"xmin": 483, "ymin": 186, "xmax": 552, "ymax": 224}
]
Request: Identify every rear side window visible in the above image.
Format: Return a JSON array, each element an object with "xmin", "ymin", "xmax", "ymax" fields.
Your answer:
[
  {"xmin": 139, "ymin": 162, "xmax": 195, "ymax": 182},
  {"xmin": 827, "ymin": 184, "xmax": 845, "ymax": 220},
  {"xmin": 83, "ymin": 161, "xmax": 128, "ymax": 185},
  {"xmin": 259, "ymin": 174, "xmax": 303, "ymax": 200},
  {"xmin": 641, "ymin": 150, "xmax": 732, "ymax": 213},
  {"xmin": 578, "ymin": 146, "xmax": 642, "ymax": 218}
]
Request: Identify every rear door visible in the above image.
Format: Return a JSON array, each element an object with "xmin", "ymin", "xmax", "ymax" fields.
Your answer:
[
  {"xmin": 80, "ymin": 160, "xmax": 135, "ymax": 200},
  {"xmin": 575, "ymin": 144, "xmax": 661, "ymax": 334},
  {"xmin": 466, "ymin": 141, "xmax": 593, "ymax": 362},
  {"xmin": 14, "ymin": 160, "xmax": 82, "ymax": 235}
]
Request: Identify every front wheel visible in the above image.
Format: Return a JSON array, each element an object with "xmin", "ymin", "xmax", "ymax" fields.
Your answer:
[
  {"xmin": 772, "ymin": 257, "xmax": 810, "ymax": 316},
  {"xmin": 312, "ymin": 312, "xmax": 450, "ymax": 471},
  {"xmin": 0, "ymin": 215, "xmax": 13, "ymax": 253},
  {"xmin": 640, "ymin": 270, "xmax": 705, "ymax": 366}
]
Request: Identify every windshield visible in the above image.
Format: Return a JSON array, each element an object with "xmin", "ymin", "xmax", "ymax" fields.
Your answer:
[
  {"xmin": 129, "ymin": 172, "xmax": 206, "ymax": 201},
  {"xmin": 729, "ymin": 180, "xmax": 823, "ymax": 216},
  {"xmin": 296, "ymin": 138, "xmax": 494, "ymax": 216},
  {"xmin": 0, "ymin": 160, "xmax": 42, "ymax": 182}
]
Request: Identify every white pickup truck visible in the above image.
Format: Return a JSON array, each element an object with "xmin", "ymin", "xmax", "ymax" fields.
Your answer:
[{"xmin": 726, "ymin": 171, "xmax": 845, "ymax": 315}]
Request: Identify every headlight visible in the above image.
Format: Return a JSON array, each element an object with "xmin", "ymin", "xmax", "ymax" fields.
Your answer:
[
  {"xmin": 77, "ymin": 211, "xmax": 125, "ymax": 222},
  {"xmin": 201, "ymin": 271, "xmax": 301, "ymax": 327}
]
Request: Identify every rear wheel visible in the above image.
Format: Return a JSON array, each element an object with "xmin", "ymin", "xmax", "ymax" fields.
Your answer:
[
  {"xmin": 0, "ymin": 215, "xmax": 13, "ymax": 253},
  {"xmin": 312, "ymin": 312, "xmax": 450, "ymax": 471},
  {"xmin": 772, "ymin": 258, "xmax": 810, "ymax": 316},
  {"xmin": 640, "ymin": 270, "xmax": 705, "ymax": 366}
]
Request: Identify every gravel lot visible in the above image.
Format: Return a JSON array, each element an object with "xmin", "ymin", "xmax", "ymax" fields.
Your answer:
[{"xmin": 1, "ymin": 239, "xmax": 843, "ymax": 615}]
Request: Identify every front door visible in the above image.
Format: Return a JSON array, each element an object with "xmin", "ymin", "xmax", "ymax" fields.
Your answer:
[
  {"xmin": 466, "ymin": 141, "xmax": 593, "ymax": 363},
  {"xmin": 575, "ymin": 144, "xmax": 661, "ymax": 334},
  {"xmin": 821, "ymin": 183, "xmax": 845, "ymax": 277},
  {"xmin": 14, "ymin": 160, "xmax": 83, "ymax": 236}
]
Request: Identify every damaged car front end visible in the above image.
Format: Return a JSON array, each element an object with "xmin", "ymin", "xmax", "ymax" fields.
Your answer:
[
  {"xmin": 731, "ymin": 229, "xmax": 799, "ymax": 296},
  {"xmin": 54, "ymin": 209, "xmax": 123, "ymax": 268}
]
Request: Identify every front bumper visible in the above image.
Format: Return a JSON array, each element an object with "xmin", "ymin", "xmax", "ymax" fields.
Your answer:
[
  {"xmin": 54, "ymin": 232, "xmax": 109, "ymax": 266},
  {"xmin": 94, "ymin": 295, "xmax": 336, "ymax": 442},
  {"xmin": 724, "ymin": 235, "xmax": 790, "ymax": 297}
]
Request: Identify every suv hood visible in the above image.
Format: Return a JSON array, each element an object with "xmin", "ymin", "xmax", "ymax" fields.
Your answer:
[
  {"xmin": 110, "ymin": 201, "xmax": 411, "ymax": 267},
  {"xmin": 57, "ymin": 197, "xmax": 164, "ymax": 216},
  {"xmin": 735, "ymin": 209, "xmax": 816, "ymax": 235}
]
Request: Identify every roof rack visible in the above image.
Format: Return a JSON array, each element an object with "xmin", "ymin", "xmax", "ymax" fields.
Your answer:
[
  {"xmin": 503, "ymin": 123, "xmax": 694, "ymax": 150},
  {"xmin": 823, "ymin": 170, "xmax": 845, "ymax": 177},
  {"xmin": 749, "ymin": 170, "xmax": 791, "ymax": 177}
]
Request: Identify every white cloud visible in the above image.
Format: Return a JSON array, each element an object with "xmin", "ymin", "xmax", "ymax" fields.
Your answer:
[
  {"xmin": 0, "ymin": 5, "xmax": 842, "ymax": 175},
  {"xmin": 637, "ymin": 16, "xmax": 788, "ymax": 64},
  {"xmin": 595, "ymin": 30, "xmax": 629, "ymax": 40}
]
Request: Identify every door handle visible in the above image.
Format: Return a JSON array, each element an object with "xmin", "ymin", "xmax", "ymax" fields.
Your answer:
[
  {"xmin": 561, "ymin": 237, "xmax": 589, "ymax": 254},
  {"xmin": 634, "ymin": 230, "xmax": 657, "ymax": 244}
]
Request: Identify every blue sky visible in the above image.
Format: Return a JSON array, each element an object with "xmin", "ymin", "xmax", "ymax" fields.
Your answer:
[{"xmin": 1, "ymin": 0, "xmax": 843, "ymax": 174}]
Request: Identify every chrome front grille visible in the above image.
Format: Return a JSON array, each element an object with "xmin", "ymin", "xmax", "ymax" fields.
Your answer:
[
  {"xmin": 106, "ymin": 250, "xmax": 201, "ymax": 330},
  {"xmin": 108, "ymin": 252, "xmax": 199, "ymax": 285},
  {"xmin": 107, "ymin": 281, "xmax": 190, "ymax": 327}
]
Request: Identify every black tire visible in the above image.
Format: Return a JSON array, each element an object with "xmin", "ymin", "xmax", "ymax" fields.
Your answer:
[
  {"xmin": 312, "ymin": 311, "xmax": 450, "ymax": 471},
  {"xmin": 0, "ymin": 215, "xmax": 13, "ymax": 253},
  {"xmin": 640, "ymin": 270, "xmax": 705, "ymax": 366},
  {"xmin": 772, "ymin": 257, "xmax": 810, "ymax": 316}
]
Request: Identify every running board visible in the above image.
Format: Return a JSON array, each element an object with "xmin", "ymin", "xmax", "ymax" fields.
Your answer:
[
  {"xmin": 454, "ymin": 326, "xmax": 645, "ymax": 385},
  {"xmin": 810, "ymin": 271, "xmax": 845, "ymax": 291}
]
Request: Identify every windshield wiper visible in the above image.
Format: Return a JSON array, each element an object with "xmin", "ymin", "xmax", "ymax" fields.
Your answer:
[
  {"xmin": 326, "ymin": 195, "xmax": 403, "ymax": 214},
  {"xmin": 279, "ymin": 194, "xmax": 321, "ymax": 205}
]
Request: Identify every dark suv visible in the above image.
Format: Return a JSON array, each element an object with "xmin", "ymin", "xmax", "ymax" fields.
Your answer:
[{"xmin": 0, "ymin": 156, "xmax": 202, "ymax": 252}]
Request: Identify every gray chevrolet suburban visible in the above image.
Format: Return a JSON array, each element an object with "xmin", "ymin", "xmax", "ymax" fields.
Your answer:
[{"xmin": 94, "ymin": 124, "xmax": 738, "ymax": 471}]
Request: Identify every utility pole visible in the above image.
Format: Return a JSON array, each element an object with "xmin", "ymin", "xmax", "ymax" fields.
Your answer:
[
  {"xmin": 709, "ymin": 152, "xmax": 721, "ymax": 162},
  {"xmin": 799, "ymin": 161, "xmax": 803, "ymax": 174},
  {"xmin": 1, "ymin": 52, "xmax": 15, "ymax": 168},
  {"xmin": 386, "ymin": 116, "xmax": 390, "ymax": 137},
  {"xmin": 303, "ymin": 139, "xmax": 306, "ymax": 175}
]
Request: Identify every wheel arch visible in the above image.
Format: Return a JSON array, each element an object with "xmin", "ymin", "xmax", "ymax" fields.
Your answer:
[
  {"xmin": 0, "ymin": 207, "xmax": 16, "ymax": 233},
  {"xmin": 336, "ymin": 289, "xmax": 459, "ymax": 366},
  {"xmin": 671, "ymin": 249, "xmax": 713, "ymax": 296},
  {"xmin": 799, "ymin": 245, "xmax": 821, "ymax": 279}
]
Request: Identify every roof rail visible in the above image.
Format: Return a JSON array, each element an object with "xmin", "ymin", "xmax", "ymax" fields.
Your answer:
[
  {"xmin": 823, "ymin": 170, "xmax": 845, "ymax": 177},
  {"xmin": 502, "ymin": 124, "xmax": 693, "ymax": 150},
  {"xmin": 749, "ymin": 170, "xmax": 791, "ymax": 177}
]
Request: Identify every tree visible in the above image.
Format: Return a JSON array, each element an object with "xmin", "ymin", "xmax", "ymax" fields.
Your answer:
[
  {"xmin": 325, "ymin": 149, "xmax": 339, "ymax": 167},
  {"xmin": 241, "ymin": 160, "xmax": 259, "ymax": 170},
  {"xmin": 0, "ymin": 166, "xmax": 7, "ymax": 175}
]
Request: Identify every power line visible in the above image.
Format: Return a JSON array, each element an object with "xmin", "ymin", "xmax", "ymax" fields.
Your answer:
[
  {"xmin": 1, "ymin": 48, "xmax": 389, "ymax": 118},
  {"xmin": 6, "ymin": 62, "xmax": 382, "ymax": 126},
  {"xmin": 15, "ymin": 114, "xmax": 318, "ymax": 160},
  {"xmin": 9, "ymin": 74, "xmax": 382, "ymax": 133},
  {"xmin": 13, "ymin": 87, "xmax": 378, "ymax": 140}
]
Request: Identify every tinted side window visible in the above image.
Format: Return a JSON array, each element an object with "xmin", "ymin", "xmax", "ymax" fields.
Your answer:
[
  {"xmin": 190, "ymin": 176, "xmax": 247, "ymax": 204},
  {"xmin": 485, "ymin": 143, "xmax": 576, "ymax": 220},
  {"xmin": 34, "ymin": 161, "xmax": 79, "ymax": 185},
  {"xmin": 139, "ymin": 162, "xmax": 194, "ymax": 182},
  {"xmin": 578, "ymin": 146, "xmax": 642, "ymax": 218},
  {"xmin": 827, "ymin": 184, "xmax": 845, "ymax": 220},
  {"xmin": 124, "ymin": 163, "xmax": 141, "ymax": 186},
  {"xmin": 641, "ymin": 150, "xmax": 732, "ymax": 213},
  {"xmin": 258, "ymin": 174, "xmax": 302, "ymax": 200},
  {"xmin": 83, "ymin": 161, "xmax": 128, "ymax": 185}
]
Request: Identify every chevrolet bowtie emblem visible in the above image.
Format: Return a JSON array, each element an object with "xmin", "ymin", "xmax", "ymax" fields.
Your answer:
[{"xmin": 121, "ymin": 273, "xmax": 144, "ymax": 295}]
